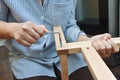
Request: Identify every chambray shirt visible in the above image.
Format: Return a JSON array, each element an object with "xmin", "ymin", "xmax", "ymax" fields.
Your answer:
[{"xmin": 0, "ymin": 0, "xmax": 87, "ymax": 79}]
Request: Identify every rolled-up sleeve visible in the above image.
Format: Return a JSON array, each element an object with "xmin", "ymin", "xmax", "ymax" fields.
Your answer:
[
  {"xmin": 65, "ymin": 0, "xmax": 86, "ymax": 42},
  {"xmin": 0, "ymin": 0, "xmax": 9, "ymax": 21}
]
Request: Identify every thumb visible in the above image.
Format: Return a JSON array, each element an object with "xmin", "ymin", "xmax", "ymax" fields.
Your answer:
[{"xmin": 41, "ymin": 25, "xmax": 48, "ymax": 33}]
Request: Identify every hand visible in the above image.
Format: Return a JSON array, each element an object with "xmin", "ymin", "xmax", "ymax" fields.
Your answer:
[
  {"xmin": 90, "ymin": 33, "xmax": 119, "ymax": 58},
  {"xmin": 9, "ymin": 21, "xmax": 48, "ymax": 46}
]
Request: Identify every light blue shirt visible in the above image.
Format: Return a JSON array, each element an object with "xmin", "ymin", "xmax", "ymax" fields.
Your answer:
[{"xmin": 0, "ymin": 0, "xmax": 87, "ymax": 79}]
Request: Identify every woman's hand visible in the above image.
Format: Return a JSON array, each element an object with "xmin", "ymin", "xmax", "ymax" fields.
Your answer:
[
  {"xmin": 91, "ymin": 33, "xmax": 119, "ymax": 58},
  {"xmin": 9, "ymin": 21, "xmax": 48, "ymax": 47}
]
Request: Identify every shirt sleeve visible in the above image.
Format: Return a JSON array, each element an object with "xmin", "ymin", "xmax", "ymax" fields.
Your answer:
[
  {"xmin": 0, "ymin": 0, "xmax": 9, "ymax": 21},
  {"xmin": 65, "ymin": 0, "xmax": 86, "ymax": 42}
]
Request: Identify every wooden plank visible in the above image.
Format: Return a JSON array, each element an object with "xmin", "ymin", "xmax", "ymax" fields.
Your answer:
[
  {"xmin": 81, "ymin": 46, "xmax": 116, "ymax": 80},
  {"xmin": 57, "ymin": 38, "xmax": 120, "ymax": 54},
  {"xmin": 59, "ymin": 55, "xmax": 69, "ymax": 80},
  {"xmin": 67, "ymin": 41, "xmax": 91, "ymax": 54},
  {"xmin": 53, "ymin": 26, "xmax": 69, "ymax": 80},
  {"xmin": 53, "ymin": 26, "xmax": 67, "ymax": 49}
]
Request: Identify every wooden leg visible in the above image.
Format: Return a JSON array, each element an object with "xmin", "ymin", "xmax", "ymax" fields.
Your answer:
[{"xmin": 59, "ymin": 55, "xmax": 69, "ymax": 80}]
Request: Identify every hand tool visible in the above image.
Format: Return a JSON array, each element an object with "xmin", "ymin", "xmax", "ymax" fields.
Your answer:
[{"xmin": 45, "ymin": 31, "xmax": 62, "ymax": 47}]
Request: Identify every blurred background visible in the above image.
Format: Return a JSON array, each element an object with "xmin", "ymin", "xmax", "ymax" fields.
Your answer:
[{"xmin": 76, "ymin": 0, "xmax": 119, "ymax": 37}]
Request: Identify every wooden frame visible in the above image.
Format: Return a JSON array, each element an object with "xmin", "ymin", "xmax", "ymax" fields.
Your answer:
[{"xmin": 53, "ymin": 26, "xmax": 120, "ymax": 80}]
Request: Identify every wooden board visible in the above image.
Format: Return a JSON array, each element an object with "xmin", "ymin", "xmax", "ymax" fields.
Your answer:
[
  {"xmin": 53, "ymin": 26, "xmax": 69, "ymax": 80},
  {"xmin": 81, "ymin": 46, "xmax": 116, "ymax": 80},
  {"xmin": 53, "ymin": 26, "xmax": 119, "ymax": 80}
]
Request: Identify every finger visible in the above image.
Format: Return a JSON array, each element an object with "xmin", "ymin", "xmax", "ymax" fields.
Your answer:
[
  {"xmin": 15, "ymin": 32, "xmax": 32, "ymax": 47},
  {"xmin": 22, "ymin": 23, "xmax": 40, "ymax": 40},
  {"xmin": 17, "ymin": 39, "xmax": 32, "ymax": 47},
  {"xmin": 21, "ymin": 32, "xmax": 37, "ymax": 44},
  {"xmin": 96, "ymin": 40, "xmax": 107, "ymax": 58},
  {"xmin": 33, "ymin": 25, "xmax": 48, "ymax": 36},
  {"xmin": 15, "ymin": 29, "xmax": 37, "ymax": 44},
  {"xmin": 91, "ymin": 40, "xmax": 100, "ymax": 53},
  {"xmin": 24, "ymin": 21, "xmax": 47, "ymax": 37},
  {"xmin": 108, "ymin": 39, "xmax": 119, "ymax": 53},
  {"xmin": 29, "ymin": 29, "xmax": 40, "ymax": 40},
  {"xmin": 102, "ymin": 40, "xmax": 112, "ymax": 57},
  {"xmin": 41, "ymin": 25, "xmax": 49, "ymax": 32},
  {"xmin": 24, "ymin": 28, "xmax": 40, "ymax": 40},
  {"xmin": 102, "ymin": 33, "xmax": 111, "ymax": 40}
]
